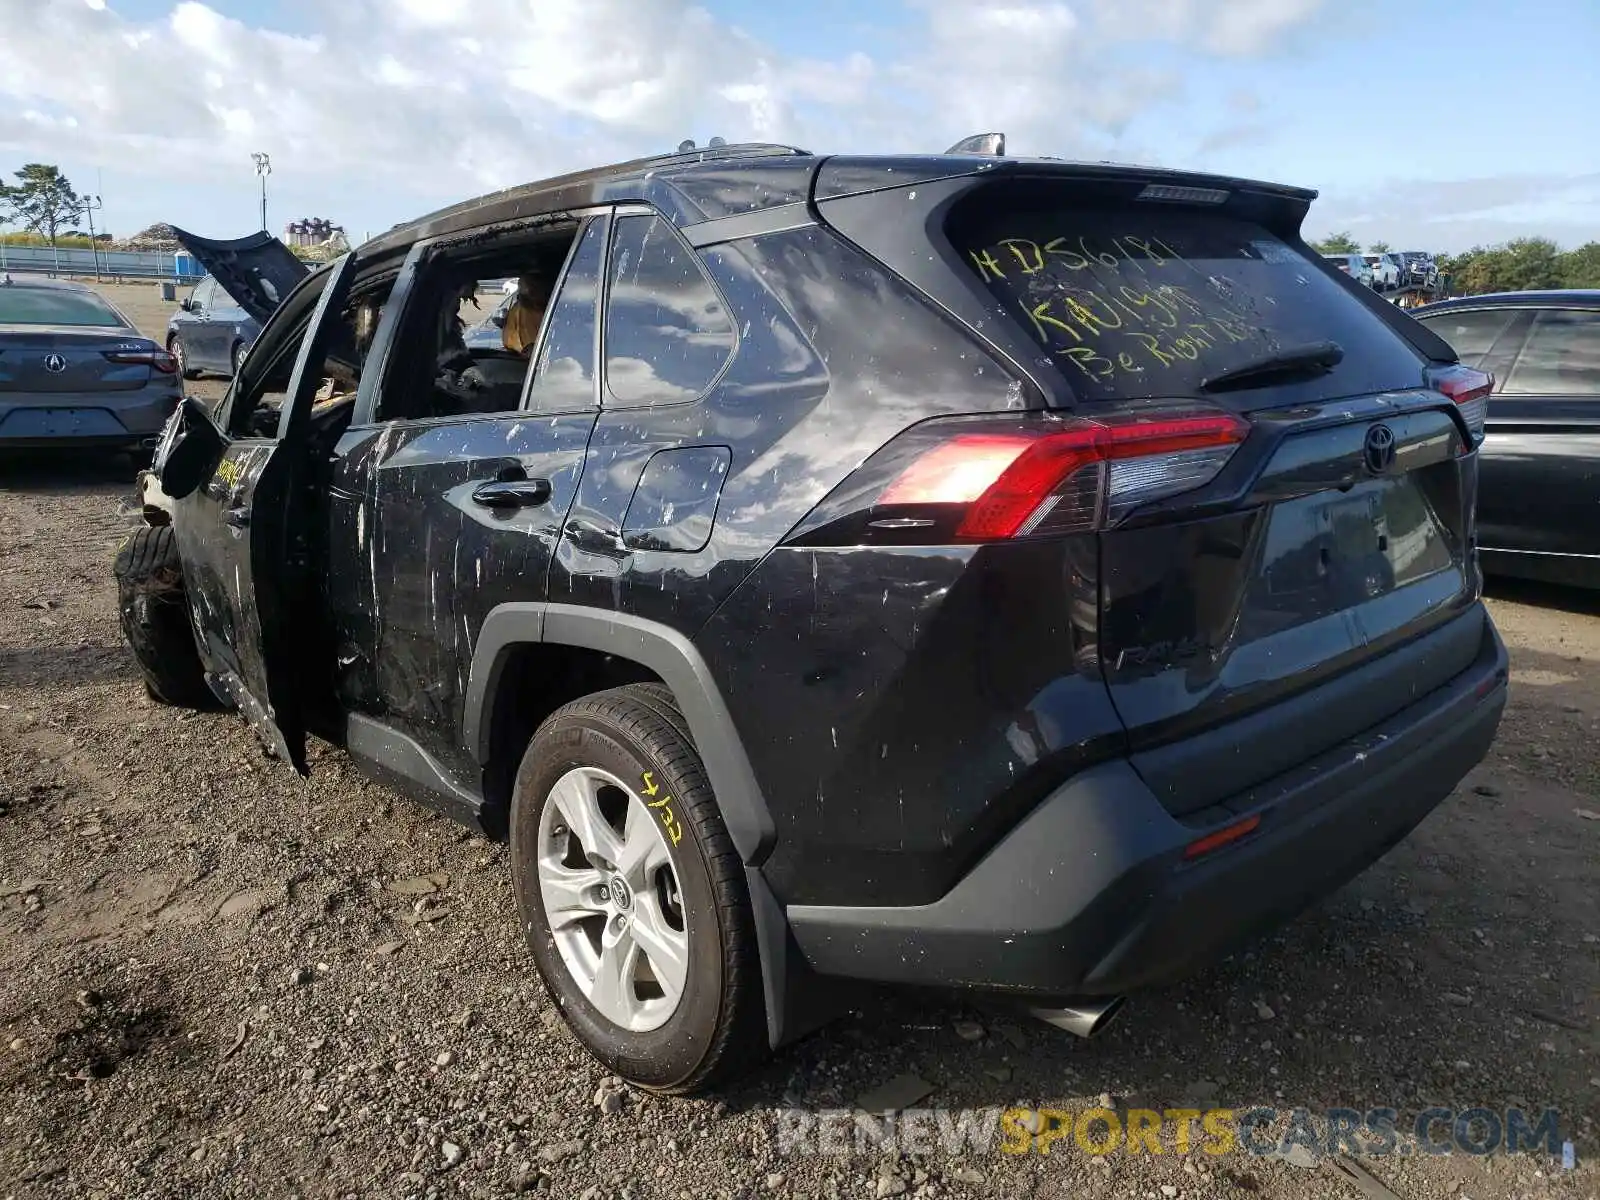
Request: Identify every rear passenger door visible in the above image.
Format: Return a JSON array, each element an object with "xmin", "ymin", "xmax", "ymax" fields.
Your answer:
[
  {"xmin": 333, "ymin": 215, "xmax": 609, "ymax": 784},
  {"xmin": 1481, "ymin": 308, "xmax": 1600, "ymax": 559}
]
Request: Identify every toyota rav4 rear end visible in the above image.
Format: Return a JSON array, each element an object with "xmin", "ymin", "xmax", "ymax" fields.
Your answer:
[{"xmin": 695, "ymin": 158, "xmax": 1507, "ymax": 1018}]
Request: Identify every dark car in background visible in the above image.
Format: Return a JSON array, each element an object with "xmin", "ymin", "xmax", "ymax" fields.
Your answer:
[
  {"xmin": 1397, "ymin": 250, "xmax": 1439, "ymax": 288},
  {"xmin": 1414, "ymin": 290, "xmax": 1600, "ymax": 587},
  {"xmin": 165, "ymin": 228, "xmax": 308, "ymax": 380},
  {"xmin": 0, "ymin": 275, "xmax": 182, "ymax": 451},
  {"xmin": 121, "ymin": 140, "xmax": 1508, "ymax": 1092}
]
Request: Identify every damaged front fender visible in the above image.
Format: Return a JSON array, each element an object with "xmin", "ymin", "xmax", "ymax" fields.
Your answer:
[{"xmin": 137, "ymin": 469, "xmax": 174, "ymax": 526}]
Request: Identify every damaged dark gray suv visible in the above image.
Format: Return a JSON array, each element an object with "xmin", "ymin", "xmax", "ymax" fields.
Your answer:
[{"xmin": 115, "ymin": 137, "xmax": 1509, "ymax": 1093}]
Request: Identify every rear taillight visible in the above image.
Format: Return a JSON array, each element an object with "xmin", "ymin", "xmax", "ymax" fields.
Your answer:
[
  {"xmin": 876, "ymin": 409, "xmax": 1250, "ymax": 540},
  {"xmin": 1428, "ymin": 363, "xmax": 1491, "ymax": 446},
  {"xmin": 103, "ymin": 348, "xmax": 178, "ymax": 374}
]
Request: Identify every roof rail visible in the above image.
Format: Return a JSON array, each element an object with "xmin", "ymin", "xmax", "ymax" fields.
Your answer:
[
  {"xmin": 945, "ymin": 132, "xmax": 1006, "ymax": 156},
  {"xmin": 668, "ymin": 139, "xmax": 810, "ymax": 160}
]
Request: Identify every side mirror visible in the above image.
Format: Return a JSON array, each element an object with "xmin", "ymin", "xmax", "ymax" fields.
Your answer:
[
  {"xmin": 180, "ymin": 297, "xmax": 197, "ymax": 313},
  {"xmin": 490, "ymin": 310, "xmax": 506, "ymax": 328},
  {"xmin": 153, "ymin": 396, "xmax": 227, "ymax": 501}
]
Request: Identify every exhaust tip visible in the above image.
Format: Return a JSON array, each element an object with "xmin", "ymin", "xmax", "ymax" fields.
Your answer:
[{"xmin": 1026, "ymin": 996, "xmax": 1126, "ymax": 1039}]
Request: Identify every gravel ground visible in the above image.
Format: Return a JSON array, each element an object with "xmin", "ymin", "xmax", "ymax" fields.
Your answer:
[{"xmin": 0, "ymin": 281, "xmax": 1595, "ymax": 1200}]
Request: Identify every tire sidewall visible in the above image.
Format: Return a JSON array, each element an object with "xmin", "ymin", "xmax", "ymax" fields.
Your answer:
[
  {"xmin": 511, "ymin": 711, "xmax": 728, "ymax": 1089},
  {"xmin": 168, "ymin": 333, "xmax": 192, "ymax": 379},
  {"xmin": 113, "ymin": 526, "xmax": 216, "ymax": 708}
]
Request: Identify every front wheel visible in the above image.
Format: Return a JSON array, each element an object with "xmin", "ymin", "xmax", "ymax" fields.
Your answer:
[
  {"xmin": 230, "ymin": 340, "xmax": 247, "ymax": 378},
  {"xmin": 510, "ymin": 685, "xmax": 767, "ymax": 1093},
  {"xmin": 112, "ymin": 525, "xmax": 219, "ymax": 708}
]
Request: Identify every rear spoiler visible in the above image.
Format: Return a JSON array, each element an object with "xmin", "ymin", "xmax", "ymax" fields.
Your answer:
[{"xmin": 945, "ymin": 133, "xmax": 1006, "ymax": 156}]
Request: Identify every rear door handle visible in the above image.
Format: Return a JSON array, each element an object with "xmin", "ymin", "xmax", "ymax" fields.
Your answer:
[{"xmin": 471, "ymin": 478, "xmax": 552, "ymax": 509}]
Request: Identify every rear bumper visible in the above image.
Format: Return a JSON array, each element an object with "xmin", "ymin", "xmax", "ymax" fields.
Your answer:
[
  {"xmin": 787, "ymin": 607, "xmax": 1508, "ymax": 998},
  {"xmin": 0, "ymin": 390, "xmax": 180, "ymax": 447}
]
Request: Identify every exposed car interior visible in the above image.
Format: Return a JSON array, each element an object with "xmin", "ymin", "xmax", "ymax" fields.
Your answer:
[
  {"xmin": 381, "ymin": 227, "xmax": 578, "ymax": 422},
  {"xmin": 237, "ymin": 278, "xmax": 394, "ymax": 445}
]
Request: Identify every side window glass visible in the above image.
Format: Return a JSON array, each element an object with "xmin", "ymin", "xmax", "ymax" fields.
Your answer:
[
  {"xmin": 1502, "ymin": 310, "xmax": 1600, "ymax": 397},
  {"xmin": 226, "ymin": 271, "xmax": 374, "ymax": 438},
  {"xmin": 525, "ymin": 219, "xmax": 605, "ymax": 414},
  {"xmin": 375, "ymin": 231, "xmax": 575, "ymax": 423},
  {"xmin": 192, "ymin": 278, "xmax": 215, "ymax": 310},
  {"xmin": 603, "ymin": 214, "xmax": 735, "ymax": 408},
  {"xmin": 1415, "ymin": 309, "xmax": 1519, "ymax": 369}
]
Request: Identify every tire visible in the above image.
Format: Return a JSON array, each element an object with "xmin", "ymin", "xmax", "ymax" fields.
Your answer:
[
  {"xmin": 112, "ymin": 526, "xmax": 217, "ymax": 708},
  {"xmin": 230, "ymin": 340, "xmax": 247, "ymax": 379},
  {"xmin": 510, "ymin": 684, "xmax": 767, "ymax": 1093},
  {"xmin": 168, "ymin": 333, "xmax": 199, "ymax": 381}
]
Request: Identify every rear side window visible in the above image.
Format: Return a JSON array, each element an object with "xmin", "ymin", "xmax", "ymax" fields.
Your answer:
[
  {"xmin": 1412, "ymin": 308, "xmax": 1519, "ymax": 368},
  {"xmin": 526, "ymin": 219, "xmax": 606, "ymax": 413},
  {"xmin": 1502, "ymin": 310, "xmax": 1600, "ymax": 396},
  {"xmin": 952, "ymin": 196, "xmax": 1425, "ymax": 402},
  {"xmin": 0, "ymin": 287, "xmax": 127, "ymax": 327},
  {"xmin": 604, "ymin": 214, "xmax": 735, "ymax": 408}
]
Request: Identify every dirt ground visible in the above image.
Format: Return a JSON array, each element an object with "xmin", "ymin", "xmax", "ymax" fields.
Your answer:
[{"xmin": 0, "ymin": 281, "xmax": 1595, "ymax": 1199}]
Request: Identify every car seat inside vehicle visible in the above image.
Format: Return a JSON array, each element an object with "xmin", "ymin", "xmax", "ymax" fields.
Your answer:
[{"xmin": 382, "ymin": 227, "xmax": 577, "ymax": 422}]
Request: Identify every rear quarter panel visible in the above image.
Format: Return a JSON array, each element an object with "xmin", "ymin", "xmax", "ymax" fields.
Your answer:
[{"xmin": 553, "ymin": 224, "xmax": 1027, "ymax": 632}]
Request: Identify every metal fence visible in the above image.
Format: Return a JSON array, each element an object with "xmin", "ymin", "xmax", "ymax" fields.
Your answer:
[{"xmin": 0, "ymin": 244, "xmax": 202, "ymax": 280}]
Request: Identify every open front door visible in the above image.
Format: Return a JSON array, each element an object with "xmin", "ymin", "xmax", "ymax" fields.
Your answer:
[{"xmin": 167, "ymin": 253, "xmax": 356, "ymax": 774}]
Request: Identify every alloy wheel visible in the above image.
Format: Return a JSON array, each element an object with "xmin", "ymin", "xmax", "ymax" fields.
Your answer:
[{"xmin": 536, "ymin": 766, "xmax": 689, "ymax": 1032}]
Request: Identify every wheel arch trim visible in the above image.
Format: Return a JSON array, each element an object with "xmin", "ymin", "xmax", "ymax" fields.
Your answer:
[
  {"xmin": 463, "ymin": 603, "xmax": 838, "ymax": 1051},
  {"xmin": 463, "ymin": 602, "xmax": 776, "ymax": 866}
]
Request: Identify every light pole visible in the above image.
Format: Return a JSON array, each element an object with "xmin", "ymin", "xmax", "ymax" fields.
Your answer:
[
  {"xmin": 80, "ymin": 194, "xmax": 104, "ymax": 282},
  {"xmin": 251, "ymin": 152, "xmax": 271, "ymax": 233}
]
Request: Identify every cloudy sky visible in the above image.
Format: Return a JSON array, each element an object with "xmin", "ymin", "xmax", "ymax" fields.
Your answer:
[{"xmin": 1, "ymin": 0, "xmax": 1594, "ymax": 253}]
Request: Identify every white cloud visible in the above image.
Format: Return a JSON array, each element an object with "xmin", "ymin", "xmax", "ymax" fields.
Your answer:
[
  {"xmin": 0, "ymin": 0, "xmax": 1334, "ymax": 235},
  {"xmin": 1089, "ymin": 0, "xmax": 1325, "ymax": 54}
]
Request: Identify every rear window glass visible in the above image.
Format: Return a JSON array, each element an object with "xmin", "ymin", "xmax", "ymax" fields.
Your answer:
[
  {"xmin": 953, "ymin": 199, "xmax": 1424, "ymax": 402},
  {"xmin": 0, "ymin": 287, "xmax": 127, "ymax": 327}
]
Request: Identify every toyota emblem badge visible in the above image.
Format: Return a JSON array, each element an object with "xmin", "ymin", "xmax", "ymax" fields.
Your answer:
[{"xmin": 1363, "ymin": 423, "xmax": 1397, "ymax": 475}]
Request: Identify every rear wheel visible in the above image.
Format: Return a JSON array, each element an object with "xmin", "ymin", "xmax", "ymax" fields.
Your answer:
[
  {"xmin": 510, "ymin": 685, "xmax": 767, "ymax": 1093},
  {"xmin": 168, "ymin": 333, "xmax": 199, "ymax": 381},
  {"xmin": 112, "ymin": 525, "xmax": 217, "ymax": 708}
]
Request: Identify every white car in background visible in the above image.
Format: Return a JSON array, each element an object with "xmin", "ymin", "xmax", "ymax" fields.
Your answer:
[
  {"xmin": 1364, "ymin": 253, "xmax": 1401, "ymax": 290},
  {"xmin": 1324, "ymin": 253, "xmax": 1375, "ymax": 288}
]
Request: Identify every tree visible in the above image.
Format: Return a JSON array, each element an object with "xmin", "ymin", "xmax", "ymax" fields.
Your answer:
[
  {"xmin": 1368, "ymin": 240, "xmax": 1391, "ymax": 254},
  {"xmin": 1498, "ymin": 237, "xmax": 1564, "ymax": 291},
  {"xmin": 1559, "ymin": 242, "xmax": 1600, "ymax": 289},
  {"xmin": 0, "ymin": 164, "xmax": 84, "ymax": 252},
  {"xmin": 1311, "ymin": 231, "xmax": 1360, "ymax": 254}
]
